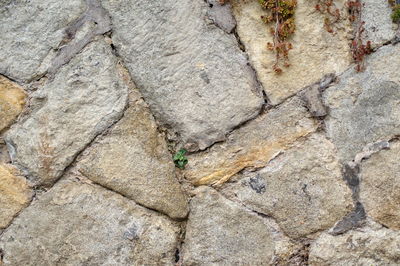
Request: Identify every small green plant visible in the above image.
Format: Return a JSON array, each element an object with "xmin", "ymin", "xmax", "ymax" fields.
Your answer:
[
  {"xmin": 173, "ymin": 149, "xmax": 188, "ymax": 169},
  {"xmin": 391, "ymin": 5, "xmax": 400, "ymax": 23}
]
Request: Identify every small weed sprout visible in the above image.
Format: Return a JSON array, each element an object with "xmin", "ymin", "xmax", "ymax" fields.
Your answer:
[{"xmin": 173, "ymin": 149, "xmax": 188, "ymax": 169}]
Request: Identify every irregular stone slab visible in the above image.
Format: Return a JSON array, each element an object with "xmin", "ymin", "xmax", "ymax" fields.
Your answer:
[
  {"xmin": 360, "ymin": 140, "xmax": 400, "ymax": 230},
  {"xmin": 0, "ymin": 76, "xmax": 26, "ymax": 132},
  {"xmin": 101, "ymin": 0, "xmax": 263, "ymax": 151},
  {"xmin": 0, "ymin": 0, "xmax": 86, "ymax": 82},
  {"xmin": 0, "ymin": 164, "xmax": 32, "ymax": 229},
  {"xmin": 184, "ymin": 97, "xmax": 318, "ymax": 186},
  {"xmin": 0, "ymin": 177, "xmax": 180, "ymax": 265},
  {"xmin": 182, "ymin": 186, "xmax": 275, "ymax": 265},
  {"xmin": 231, "ymin": 0, "xmax": 351, "ymax": 105},
  {"xmin": 5, "ymin": 40, "xmax": 128, "ymax": 187},
  {"xmin": 206, "ymin": 0, "xmax": 237, "ymax": 33},
  {"xmin": 78, "ymin": 93, "xmax": 188, "ymax": 220},
  {"xmin": 309, "ymin": 221, "xmax": 400, "ymax": 265},
  {"xmin": 323, "ymin": 44, "xmax": 400, "ymax": 162},
  {"xmin": 222, "ymin": 134, "xmax": 353, "ymax": 239},
  {"xmin": 362, "ymin": 0, "xmax": 397, "ymax": 46}
]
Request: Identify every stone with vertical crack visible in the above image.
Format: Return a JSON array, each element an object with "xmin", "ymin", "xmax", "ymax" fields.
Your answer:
[
  {"xmin": 101, "ymin": 0, "xmax": 263, "ymax": 151},
  {"xmin": 323, "ymin": 44, "xmax": 400, "ymax": 162},
  {"xmin": 77, "ymin": 92, "xmax": 188, "ymax": 220},
  {"xmin": 231, "ymin": 0, "xmax": 351, "ymax": 105},
  {"xmin": 221, "ymin": 133, "xmax": 354, "ymax": 239},
  {"xmin": 184, "ymin": 96, "xmax": 318, "ymax": 186},
  {"xmin": 360, "ymin": 140, "xmax": 400, "ymax": 230},
  {"xmin": 0, "ymin": 0, "xmax": 86, "ymax": 82},
  {"xmin": 5, "ymin": 40, "xmax": 128, "ymax": 187},
  {"xmin": 182, "ymin": 186, "xmax": 276, "ymax": 265},
  {"xmin": 0, "ymin": 76, "xmax": 26, "ymax": 132},
  {"xmin": 0, "ymin": 164, "xmax": 33, "ymax": 229},
  {"xmin": 0, "ymin": 177, "xmax": 180, "ymax": 265}
]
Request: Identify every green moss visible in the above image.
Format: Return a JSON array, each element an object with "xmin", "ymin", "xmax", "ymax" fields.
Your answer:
[{"xmin": 392, "ymin": 5, "xmax": 400, "ymax": 23}]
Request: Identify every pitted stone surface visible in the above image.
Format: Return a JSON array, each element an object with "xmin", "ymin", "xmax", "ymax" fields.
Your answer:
[
  {"xmin": 0, "ymin": 76, "xmax": 26, "ymax": 132},
  {"xmin": 0, "ymin": 0, "xmax": 86, "ymax": 82},
  {"xmin": 101, "ymin": 0, "xmax": 263, "ymax": 150},
  {"xmin": 222, "ymin": 134, "xmax": 353, "ymax": 239},
  {"xmin": 182, "ymin": 186, "xmax": 275, "ymax": 265},
  {"xmin": 0, "ymin": 177, "xmax": 180, "ymax": 265},
  {"xmin": 0, "ymin": 164, "xmax": 32, "ymax": 229},
  {"xmin": 323, "ymin": 44, "xmax": 400, "ymax": 162},
  {"xmin": 78, "ymin": 93, "xmax": 188, "ymax": 220},
  {"xmin": 184, "ymin": 97, "xmax": 318, "ymax": 186},
  {"xmin": 5, "ymin": 40, "xmax": 128, "ymax": 187},
  {"xmin": 360, "ymin": 141, "xmax": 400, "ymax": 230},
  {"xmin": 231, "ymin": 0, "xmax": 351, "ymax": 105}
]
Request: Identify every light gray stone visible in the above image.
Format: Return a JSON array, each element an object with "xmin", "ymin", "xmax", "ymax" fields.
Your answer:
[
  {"xmin": 323, "ymin": 44, "xmax": 400, "ymax": 162},
  {"xmin": 5, "ymin": 40, "xmax": 128, "ymax": 187},
  {"xmin": 206, "ymin": 0, "xmax": 237, "ymax": 33},
  {"xmin": 0, "ymin": 177, "xmax": 180, "ymax": 265},
  {"xmin": 182, "ymin": 186, "xmax": 275, "ymax": 265},
  {"xmin": 101, "ymin": 0, "xmax": 263, "ymax": 151},
  {"xmin": 360, "ymin": 140, "xmax": 400, "ymax": 230},
  {"xmin": 310, "ymin": 220, "xmax": 400, "ymax": 265},
  {"xmin": 362, "ymin": 0, "xmax": 397, "ymax": 46},
  {"xmin": 0, "ymin": 0, "xmax": 86, "ymax": 82},
  {"xmin": 78, "ymin": 93, "xmax": 188, "ymax": 220},
  {"xmin": 222, "ymin": 134, "xmax": 354, "ymax": 239}
]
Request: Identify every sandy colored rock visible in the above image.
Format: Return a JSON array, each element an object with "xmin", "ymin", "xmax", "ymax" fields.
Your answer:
[
  {"xmin": 222, "ymin": 134, "xmax": 353, "ymax": 239},
  {"xmin": 309, "ymin": 220, "xmax": 400, "ymax": 265},
  {"xmin": 360, "ymin": 140, "xmax": 400, "ymax": 230},
  {"xmin": 323, "ymin": 44, "xmax": 400, "ymax": 162},
  {"xmin": 182, "ymin": 186, "xmax": 275, "ymax": 265},
  {"xmin": 0, "ymin": 177, "xmax": 180, "ymax": 265},
  {"xmin": 362, "ymin": 0, "xmax": 397, "ymax": 46},
  {"xmin": 78, "ymin": 94, "xmax": 188, "ymax": 220},
  {"xmin": 101, "ymin": 0, "xmax": 263, "ymax": 150},
  {"xmin": 184, "ymin": 97, "xmax": 318, "ymax": 186},
  {"xmin": 0, "ymin": 0, "xmax": 86, "ymax": 82},
  {"xmin": 0, "ymin": 164, "xmax": 32, "ymax": 229},
  {"xmin": 231, "ymin": 0, "xmax": 351, "ymax": 105},
  {"xmin": 0, "ymin": 76, "xmax": 26, "ymax": 132},
  {"xmin": 5, "ymin": 40, "xmax": 128, "ymax": 187}
]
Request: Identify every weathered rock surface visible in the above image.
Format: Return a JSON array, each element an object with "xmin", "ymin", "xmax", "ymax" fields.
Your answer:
[
  {"xmin": 102, "ymin": 0, "xmax": 263, "ymax": 150},
  {"xmin": 184, "ymin": 97, "xmax": 318, "ymax": 186},
  {"xmin": 360, "ymin": 140, "xmax": 400, "ymax": 230},
  {"xmin": 5, "ymin": 40, "xmax": 128, "ymax": 187},
  {"xmin": 362, "ymin": 0, "xmax": 397, "ymax": 46},
  {"xmin": 182, "ymin": 186, "xmax": 276, "ymax": 265},
  {"xmin": 206, "ymin": 0, "xmax": 237, "ymax": 33},
  {"xmin": 0, "ymin": 0, "xmax": 86, "ymax": 82},
  {"xmin": 78, "ymin": 93, "xmax": 188, "ymax": 220},
  {"xmin": 231, "ymin": 0, "xmax": 351, "ymax": 105},
  {"xmin": 0, "ymin": 76, "xmax": 26, "ymax": 132},
  {"xmin": 0, "ymin": 177, "xmax": 180, "ymax": 265},
  {"xmin": 309, "ymin": 220, "xmax": 400, "ymax": 265},
  {"xmin": 222, "ymin": 134, "xmax": 353, "ymax": 239},
  {"xmin": 323, "ymin": 44, "xmax": 400, "ymax": 162},
  {"xmin": 0, "ymin": 164, "xmax": 32, "ymax": 229}
]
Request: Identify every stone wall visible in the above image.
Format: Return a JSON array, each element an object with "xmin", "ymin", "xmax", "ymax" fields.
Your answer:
[{"xmin": 0, "ymin": 0, "xmax": 399, "ymax": 265}]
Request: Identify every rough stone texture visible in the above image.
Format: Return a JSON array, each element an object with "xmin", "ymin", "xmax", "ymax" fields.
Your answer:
[
  {"xmin": 0, "ymin": 164, "xmax": 32, "ymax": 229},
  {"xmin": 5, "ymin": 40, "xmax": 128, "ymax": 187},
  {"xmin": 182, "ymin": 186, "xmax": 275, "ymax": 265},
  {"xmin": 309, "ymin": 220, "xmax": 400, "ymax": 265},
  {"xmin": 206, "ymin": 0, "xmax": 237, "ymax": 33},
  {"xmin": 102, "ymin": 0, "xmax": 264, "ymax": 150},
  {"xmin": 362, "ymin": 0, "xmax": 397, "ymax": 46},
  {"xmin": 323, "ymin": 44, "xmax": 400, "ymax": 162},
  {"xmin": 184, "ymin": 97, "xmax": 318, "ymax": 186},
  {"xmin": 78, "ymin": 93, "xmax": 188, "ymax": 220},
  {"xmin": 0, "ymin": 76, "xmax": 26, "ymax": 132},
  {"xmin": 0, "ymin": 0, "xmax": 86, "ymax": 82},
  {"xmin": 222, "ymin": 134, "xmax": 353, "ymax": 239},
  {"xmin": 360, "ymin": 140, "xmax": 400, "ymax": 230},
  {"xmin": 231, "ymin": 0, "xmax": 351, "ymax": 105},
  {"xmin": 0, "ymin": 177, "xmax": 180, "ymax": 265}
]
